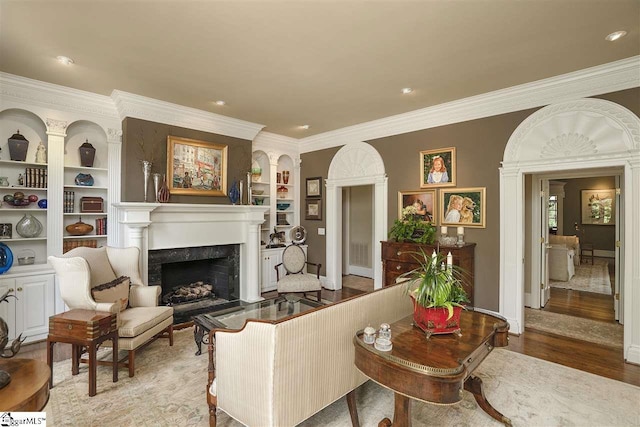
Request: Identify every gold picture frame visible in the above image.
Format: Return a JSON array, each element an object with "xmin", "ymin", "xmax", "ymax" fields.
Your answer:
[
  {"xmin": 167, "ymin": 136, "xmax": 228, "ymax": 196},
  {"xmin": 420, "ymin": 147, "xmax": 456, "ymax": 188},
  {"xmin": 398, "ymin": 190, "xmax": 437, "ymax": 224},
  {"xmin": 440, "ymin": 187, "xmax": 486, "ymax": 228}
]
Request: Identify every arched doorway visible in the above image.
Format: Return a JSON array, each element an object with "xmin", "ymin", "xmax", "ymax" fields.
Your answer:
[
  {"xmin": 325, "ymin": 142, "xmax": 387, "ymax": 290},
  {"xmin": 500, "ymin": 98, "xmax": 640, "ymax": 364}
]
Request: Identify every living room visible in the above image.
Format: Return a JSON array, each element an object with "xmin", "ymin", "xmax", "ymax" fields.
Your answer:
[{"xmin": 1, "ymin": 1, "xmax": 640, "ymax": 425}]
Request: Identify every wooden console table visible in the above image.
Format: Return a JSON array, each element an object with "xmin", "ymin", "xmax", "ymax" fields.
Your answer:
[
  {"xmin": 47, "ymin": 309, "xmax": 118, "ymax": 397},
  {"xmin": 0, "ymin": 358, "xmax": 50, "ymax": 411},
  {"xmin": 382, "ymin": 241, "xmax": 475, "ymax": 305},
  {"xmin": 354, "ymin": 308, "xmax": 510, "ymax": 426}
]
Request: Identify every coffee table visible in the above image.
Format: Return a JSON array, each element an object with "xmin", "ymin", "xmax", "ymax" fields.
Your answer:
[{"xmin": 192, "ymin": 296, "xmax": 323, "ymax": 355}]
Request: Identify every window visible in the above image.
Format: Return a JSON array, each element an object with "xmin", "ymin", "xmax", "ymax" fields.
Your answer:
[{"xmin": 548, "ymin": 195, "xmax": 558, "ymax": 232}]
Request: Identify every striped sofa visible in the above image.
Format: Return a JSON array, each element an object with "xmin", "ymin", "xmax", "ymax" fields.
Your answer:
[{"xmin": 207, "ymin": 283, "xmax": 413, "ymax": 427}]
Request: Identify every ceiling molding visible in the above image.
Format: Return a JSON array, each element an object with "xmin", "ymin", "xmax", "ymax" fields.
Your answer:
[
  {"xmin": 0, "ymin": 72, "xmax": 120, "ymax": 126},
  {"xmin": 253, "ymin": 131, "xmax": 299, "ymax": 155},
  {"xmin": 298, "ymin": 56, "xmax": 640, "ymax": 154},
  {"xmin": 111, "ymin": 90, "xmax": 265, "ymax": 141}
]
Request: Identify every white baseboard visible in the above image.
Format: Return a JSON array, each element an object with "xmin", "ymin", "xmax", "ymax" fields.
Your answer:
[
  {"xmin": 347, "ymin": 265, "xmax": 373, "ymax": 278},
  {"xmin": 524, "ymin": 292, "xmax": 532, "ymax": 308},
  {"xmin": 625, "ymin": 345, "xmax": 640, "ymax": 365},
  {"xmin": 594, "ymin": 250, "xmax": 615, "ymax": 259}
]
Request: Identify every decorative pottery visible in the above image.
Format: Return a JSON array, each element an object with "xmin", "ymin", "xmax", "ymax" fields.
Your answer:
[
  {"xmin": 277, "ymin": 185, "xmax": 288, "ymax": 199},
  {"xmin": 74, "ymin": 173, "xmax": 94, "ymax": 186},
  {"xmin": 251, "ymin": 167, "xmax": 262, "ymax": 182},
  {"xmin": 282, "ymin": 170, "xmax": 290, "ymax": 184},
  {"xmin": 253, "ymin": 198, "xmax": 264, "ymax": 205},
  {"xmin": 16, "ymin": 214, "xmax": 43, "ymax": 238},
  {"xmin": 0, "ymin": 177, "xmax": 8, "ymax": 187},
  {"xmin": 228, "ymin": 181, "xmax": 240, "ymax": 205},
  {"xmin": 37, "ymin": 199, "xmax": 47, "ymax": 209},
  {"xmin": 79, "ymin": 139, "xmax": 96, "ymax": 167},
  {"xmin": 152, "ymin": 173, "xmax": 161, "ymax": 202},
  {"xmin": 276, "ymin": 203, "xmax": 290, "ymax": 210},
  {"xmin": 411, "ymin": 295, "xmax": 463, "ymax": 338},
  {"xmin": 158, "ymin": 174, "xmax": 170, "ymax": 203},
  {"xmin": 141, "ymin": 160, "xmax": 152, "ymax": 202},
  {"xmin": 276, "ymin": 172, "xmax": 282, "ymax": 184},
  {"xmin": 8, "ymin": 130, "xmax": 29, "ymax": 161},
  {"xmin": 65, "ymin": 218, "xmax": 93, "ymax": 236},
  {"xmin": 0, "ymin": 242, "xmax": 13, "ymax": 274}
]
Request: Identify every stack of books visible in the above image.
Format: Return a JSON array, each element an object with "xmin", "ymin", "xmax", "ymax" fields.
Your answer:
[
  {"xmin": 24, "ymin": 167, "xmax": 47, "ymax": 188},
  {"xmin": 64, "ymin": 191, "xmax": 75, "ymax": 213},
  {"xmin": 95, "ymin": 217, "xmax": 107, "ymax": 235},
  {"xmin": 63, "ymin": 239, "xmax": 97, "ymax": 253}
]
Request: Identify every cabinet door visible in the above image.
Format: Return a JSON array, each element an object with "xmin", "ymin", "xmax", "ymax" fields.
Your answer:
[
  {"xmin": 14, "ymin": 274, "xmax": 55, "ymax": 342},
  {"xmin": 0, "ymin": 278, "xmax": 17, "ymax": 340}
]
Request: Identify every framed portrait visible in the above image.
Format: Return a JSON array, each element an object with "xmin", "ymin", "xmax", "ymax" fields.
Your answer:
[
  {"xmin": 305, "ymin": 198, "xmax": 322, "ymax": 220},
  {"xmin": 306, "ymin": 177, "xmax": 322, "ymax": 198},
  {"xmin": 440, "ymin": 187, "xmax": 486, "ymax": 228},
  {"xmin": 420, "ymin": 147, "xmax": 456, "ymax": 188},
  {"xmin": 167, "ymin": 136, "xmax": 228, "ymax": 196},
  {"xmin": 398, "ymin": 190, "xmax": 437, "ymax": 224},
  {"xmin": 581, "ymin": 189, "xmax": 615, "ymax": 225}
]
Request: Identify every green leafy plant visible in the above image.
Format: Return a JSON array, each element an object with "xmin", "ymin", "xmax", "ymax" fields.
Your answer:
[
  {"xmin": 401, "ymin": 249, "xmax": 469, "ymax": 319},
  {"xmin": 388, "ymin": 206, "xmax": 436, "ymax": 244}
]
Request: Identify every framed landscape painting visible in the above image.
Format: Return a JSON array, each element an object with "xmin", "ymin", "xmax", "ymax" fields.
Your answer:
[
  {"xmin": 440, "ymin": 187, "xmax": 486, "ymax": 228},
  {"xmin": 167, "ymin": 136, "xmax": 228, "ymax": 196},
  {"xmin": 420, "ymin": 147, "xmax": 456, "ymax": 188},
  {"xmin": 306, "ymin": 177, "xmax": 322, "ymax": 198},
  {"xmin": 305, "ymin": 198, "xmax": 322, "ymax": 220},
  {"xmin": 398, "ymin": 190, "xmax": 437, "ymax": 224},
  {"xmin": 581, "ymin": 189, "xmax": 615, "ymax": 225}
]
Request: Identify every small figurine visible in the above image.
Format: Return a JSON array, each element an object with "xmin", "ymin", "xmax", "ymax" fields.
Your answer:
[
  {"xmin": 35, "ymin": 141, "xmax": 47, "ymax": 164},
  {"xmin": 17, "ymin": 174, "xmax": 24, "ymax": 186}
]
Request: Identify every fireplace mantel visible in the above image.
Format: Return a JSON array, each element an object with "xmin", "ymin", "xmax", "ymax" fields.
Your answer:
[{"xmin": 114, "ymin": 203, "xmax": 268, "ymax": 302}]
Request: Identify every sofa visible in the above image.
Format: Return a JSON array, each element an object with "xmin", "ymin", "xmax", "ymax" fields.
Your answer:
[
  {"xmin": 207, "ymin": 283, "xmax": 413, "ymax": 427},
  {"xmin": 548, "ymin": 245, "xmax": 576, "ymax": 281},
  {"xmin": 548, "ymin": 234, "xmax": 580, "ymax": 266}
]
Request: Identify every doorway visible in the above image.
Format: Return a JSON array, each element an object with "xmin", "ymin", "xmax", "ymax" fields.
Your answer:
[{"xmin": 342, "ymin": 185, "xmax": 374, "ymax": 279}]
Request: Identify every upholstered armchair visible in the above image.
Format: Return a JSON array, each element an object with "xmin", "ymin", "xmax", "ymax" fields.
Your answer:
[
  {"xmin": 275, "ymin": 245, "xmax": 322, "ymax": 301},
  {"xmin": 48, "ymin": 246, "xmax": 174, "ymax": 377}
]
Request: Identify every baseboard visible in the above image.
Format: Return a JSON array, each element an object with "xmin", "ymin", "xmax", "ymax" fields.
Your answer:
[
  {"xmin": 594, "ymin": 250, "xmax": 615, "ymax": 259},
  {"xmin": 524, "ymin": 292, "xmax": 532, "ymax": 308},
  {"xmin": 347, "ymin": 265, "xmax": 373, "ymax": 278},
  {"xmin": 625, "ymin": 344, "xmax": 640, "ymax": 365}
]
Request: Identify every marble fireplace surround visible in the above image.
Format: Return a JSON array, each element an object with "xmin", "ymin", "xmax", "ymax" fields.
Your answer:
[{"xmin": 113, "ymin": 203, "xmax": 268, "ymax": 302}]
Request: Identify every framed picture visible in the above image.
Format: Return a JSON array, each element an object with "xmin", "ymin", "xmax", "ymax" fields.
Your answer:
[
  {"xmin": 581, "ymin": 189, "xmax": 615, "ymax": 225},
  {"xmin": 398, "ymin": 190, "xmax": 437, "ymax": 224},
  {"xmin": 167, "ymin": 136, "xmax": 228, "ymax": 196},
  {"xmin": 306, "ymin": 177, "xmax": 322, "ymax": 198},
  {"xmin": 305, "ymin": 198, "xmax": 322, "ymax": 220},
  {"xmin": 440, "ymin": 187, "xmax": 486, "ymax": 228},
  {"xmin": 420, "ymin": 147, "xmax": 456, "ymax": 188}
]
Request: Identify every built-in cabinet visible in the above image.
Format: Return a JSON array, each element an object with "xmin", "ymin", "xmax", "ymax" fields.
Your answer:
[{"xmin": 0, "ymin": 272, "xmax": 55, "ymax": 342}]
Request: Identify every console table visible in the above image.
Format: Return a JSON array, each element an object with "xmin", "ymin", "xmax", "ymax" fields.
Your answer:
[
  {"xmin": 382, "ymin": 241, "xmax": 475, "ymax": 305},
  {"xmin": 354, "ymin": 309, "xmax": 510, "ymax": 426}
]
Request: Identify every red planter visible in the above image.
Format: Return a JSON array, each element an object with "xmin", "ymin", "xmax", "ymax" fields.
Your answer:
[{"xmin": 411, "ymin": 296, "xmax": 463, "ymax": 338}]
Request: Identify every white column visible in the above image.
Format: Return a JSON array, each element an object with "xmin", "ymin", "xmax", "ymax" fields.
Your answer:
[
  {"xmin": 624, "ymin": 158, "xmax": 640, "ymax": 364},
  {"xmin": 373, "ymin": 174, "xmax": 388, "ymax": 289},
  {"xmin": 325, "ymin": 181, "xmax": 341, "ymax": 290},
  {"xmin": 45, "ymin": 118, "xmax": 68, "ymax": 256},
  {"xmin": 107, "ymin": 128, "xmax": 122, "ymax": 247},
  {"xmin": 241, "ymin": 221, "xmax": 264, "ymax": 302}
]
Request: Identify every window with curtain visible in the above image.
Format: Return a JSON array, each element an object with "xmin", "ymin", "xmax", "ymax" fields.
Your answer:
[{"xmin": 548, "ymin": 195, "xmax": 558, "ymax": 234}]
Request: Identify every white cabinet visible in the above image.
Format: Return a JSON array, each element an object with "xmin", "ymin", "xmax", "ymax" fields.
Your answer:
[{"xmin": 0, "ymin": 272, "xmax": 55, "ymax": 343}]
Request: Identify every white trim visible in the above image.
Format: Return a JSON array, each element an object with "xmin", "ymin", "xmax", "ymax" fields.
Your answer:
[
  {"xmin": 299, "ymin": 56, "xmax": 640, "ymax": 153},
  {"xmin": 348, "ymin": 265, "xmax": 374, "ymax": 278},
  {"xmin": 111, "ymin": 90, "xmax": 265, "ymax": 141},
  {"xmin": 500, "ymin": 98, "xmax": 640, "ymax": 364},
  {"xmin": 253, "ymin": 131, "xmax": 299, "ymax": 154}
]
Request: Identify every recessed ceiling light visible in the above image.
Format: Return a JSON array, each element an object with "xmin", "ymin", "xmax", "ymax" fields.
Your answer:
[
  {"xmin": 214, "ymin": 100, "xmax": 226, "ymax": 106},
  {"xmin": 56, "ymin": 55, "xmax": 74, "ymax": 65},
  {"xmin": 300, "ymin": 125, "xmax": 310, "ymax": 130},
  {"xmin": 401, "ymin": 87, "xmax": 413, "ymax": 94},
  {"xmin": 605, "ymin": 30, "xmax": 627, "ymax": 41}
]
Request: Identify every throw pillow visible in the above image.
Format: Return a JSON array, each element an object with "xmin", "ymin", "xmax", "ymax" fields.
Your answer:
[
  {"xmin": 92, "ymin": 276, "xmax": 130, "ymax": 312},
  {"xmin": 63, "ymin": 246, "xmax": 117, "ymax": 288}
]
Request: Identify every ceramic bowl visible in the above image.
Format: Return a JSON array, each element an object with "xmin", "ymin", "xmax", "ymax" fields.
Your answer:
[
  {"xmin": 252, "ymin": 189, "xmax": 264, "ymax": 195},
  {"xmin": 277, "ymin": 203, "xmax": 290, "ymax": 210}
]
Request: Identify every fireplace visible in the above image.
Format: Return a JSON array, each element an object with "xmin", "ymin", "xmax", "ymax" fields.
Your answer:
[{"xmin": 148, "ymin": 244, "xmax": 240, "ymax": 324}]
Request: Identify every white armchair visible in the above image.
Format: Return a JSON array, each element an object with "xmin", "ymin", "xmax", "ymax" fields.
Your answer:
[
  {"xmin": 548, "ymin": 245, "xmax": 576, "ymax": 282},
  {"xmin": 48, "ymin": 246, "xmax": 174, "ymax": 377}
]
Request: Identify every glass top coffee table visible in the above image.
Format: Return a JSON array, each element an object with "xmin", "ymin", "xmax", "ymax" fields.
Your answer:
[{"xmin": 192, "ymin": 296, "xmax": 323, "ymax": 355}]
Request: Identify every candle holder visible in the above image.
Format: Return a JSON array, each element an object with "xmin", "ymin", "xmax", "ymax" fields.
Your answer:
[{"xmin": 457, "ymin": 226, "xmax": 465, "ymax": 246}]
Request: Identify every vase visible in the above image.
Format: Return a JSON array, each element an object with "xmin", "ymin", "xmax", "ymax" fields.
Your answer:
[
  {"xmin": 65, "ymin": 218, "xmax": 94, "ymax": 236},
  {"xmin": 411, "ymin": 296, "xmax": 463, "ymax": 339},
  {"xmin": 141, "ymin": 160, "xmax": 152, "ymax": 202},
  {"xmin": 152, "ymin": 173, "xmax": 161, "ymax": 203},
  {"xmin": 282, "ymin": 170, "xmax": 290, "ymax": 184},
  {"xmin": 228, "ymin": 181, "xmax": 240, "ymax": 205},
  {"xmin": 16, "ymin": 214, "xmax": 43, "ymax": 238},
  {"xmin": 158, "ymin": 174, "xmax": 170, "ymax": 203}
]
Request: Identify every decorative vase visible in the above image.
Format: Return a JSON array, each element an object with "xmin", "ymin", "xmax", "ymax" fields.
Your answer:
[
  {"xmin": 0, "ymin": 242, "xmax": 13, "ymax": 274},
  {"xmin": 79, "ymin": 139, "xmax": 96, "ymax": 167},
  {"xmin": 228, "ymin": 181, "xmax": 240, "ymax": 205},
  {"xmin": 16, "ymin": 214, "xmax": 43, "ymax": 238},
  {"xmin": 411, "ymin": 296, "xmax": 463, "ymax": 339},
  {"xmin": 158, "ymin": 174, "xmax": 170, "ymax": 203},
  {"xmin": 282, "ymin": 170, "xmax": 290, "ymax": 184},
  {"xmin": 65, "ymin": 218, "xmax": 94, "ymax": 236},
  {"xmin": 8, "ymin": 130, "xmax": 29, "ymax": 162},
  {"xmin": 74, "ymin": 173, "xmax": 94, "ymax": 186},
  {"xmin": 141, "ymin": 160, "xmax": 152, "ymax": 202},
  {"xmin": 152, "ymin": 173, "xmax": 161, "ymax": 203}
]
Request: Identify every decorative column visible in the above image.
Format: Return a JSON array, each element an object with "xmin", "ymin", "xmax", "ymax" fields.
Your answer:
[
  {"xmin": 241, "ymin": 220, "xmax": 264, "ymax": 302},
  {"xmin": 45, "ymin": 118, "xmax": 68, "ymax": 256},
  {"xmin": 324, "ymin": 181, "xmax": 340, "ymax": 290},
  {"xmin": 373, "ymin": 174, "xmax": 388, "ymax": 290},
  {"xmin": 107, "ymin": 128, "xmax": 123, "ymax": 247}
]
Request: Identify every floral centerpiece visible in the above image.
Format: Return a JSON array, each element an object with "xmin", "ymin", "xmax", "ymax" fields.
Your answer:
[{"xmin": 388, "ymin": 205, "xmax": 436, "ymax": 244}]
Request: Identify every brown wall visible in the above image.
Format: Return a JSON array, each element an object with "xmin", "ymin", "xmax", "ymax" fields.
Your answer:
[
  {"xmin": 121, "ymin": 118, "xmax": 252, "ymax": 203},
  {"xmin": 300, "ymin": 88, "xmax": 640, "ymax": 311},
  {"xmin": 562, "ymin": 176, "xmax": 616, "ymax": 251}
]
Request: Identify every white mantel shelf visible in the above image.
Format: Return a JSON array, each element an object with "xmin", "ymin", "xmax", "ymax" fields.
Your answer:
[{"xmin": 114, "ymin": 203, "xmax": 269, "ymax": 302}]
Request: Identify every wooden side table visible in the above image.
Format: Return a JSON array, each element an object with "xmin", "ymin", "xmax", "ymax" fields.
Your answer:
[
  {"xmin": 0, "ymin": 358, "xmax": 50, "ymax": 411},
  {"xmin": 581, "ymin": 242, "xmax": 594, "ymax": 265},
  {"xmin": 47, "ymin": 309, "xmax": 118, "ymax": 397}
]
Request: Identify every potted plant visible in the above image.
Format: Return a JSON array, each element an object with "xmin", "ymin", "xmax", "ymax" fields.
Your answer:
[
  {"xmin": 388, "ymin": 205, "xmax": 436, "ymax": 244},
  {"xmin": 400, "ymin": 249, "xmax": 469, "ymax": 339}
]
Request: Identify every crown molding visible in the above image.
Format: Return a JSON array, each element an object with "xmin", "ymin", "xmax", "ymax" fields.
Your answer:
[
  {"xmin": 253, "ymin": 131, "xmax": 299, "ymax": 155},
  {"xmin": 0, "ymin": 72, "xmax": 120, "ymax": 126},
  {"xmin": 298, "ymin": 56, "xmax": 640, "ymax": 154},
  {"xmin": 111, "ymin": 90, "xmax": 264, "ymax": 141}
]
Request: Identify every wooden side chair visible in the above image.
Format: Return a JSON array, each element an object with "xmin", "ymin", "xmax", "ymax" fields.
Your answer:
[{"xmin": 275, "ymin": 245, "xmax": 322, "ymax": 301}]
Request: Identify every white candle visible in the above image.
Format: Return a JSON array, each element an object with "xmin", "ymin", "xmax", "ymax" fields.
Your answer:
[
  {"xmin": 431, "ymin": 250, "xmax": 437, "ymax": 267},
  {"xmin": 440, "ymin": 226, "xmax": 448, "ymax": 234},
  {"xmin": 457, "ymin": 226, "xmax": 465, "ymax": 235},
  {"xmin": 447, "ymin": 251, "xmax": 453, "ymax": 269}
]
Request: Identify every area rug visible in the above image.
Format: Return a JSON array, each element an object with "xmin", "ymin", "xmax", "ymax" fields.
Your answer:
[
  {"xmin": 44, "ymin": 329, "xmax": 639, "ymax": 426},
  {"xmin": 525, "ymin": 308, "xmax": 623, "ymax": 349},
  {"xmin": 550, "ymin": 258, "xmax": 612, "ymax": 295}
]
